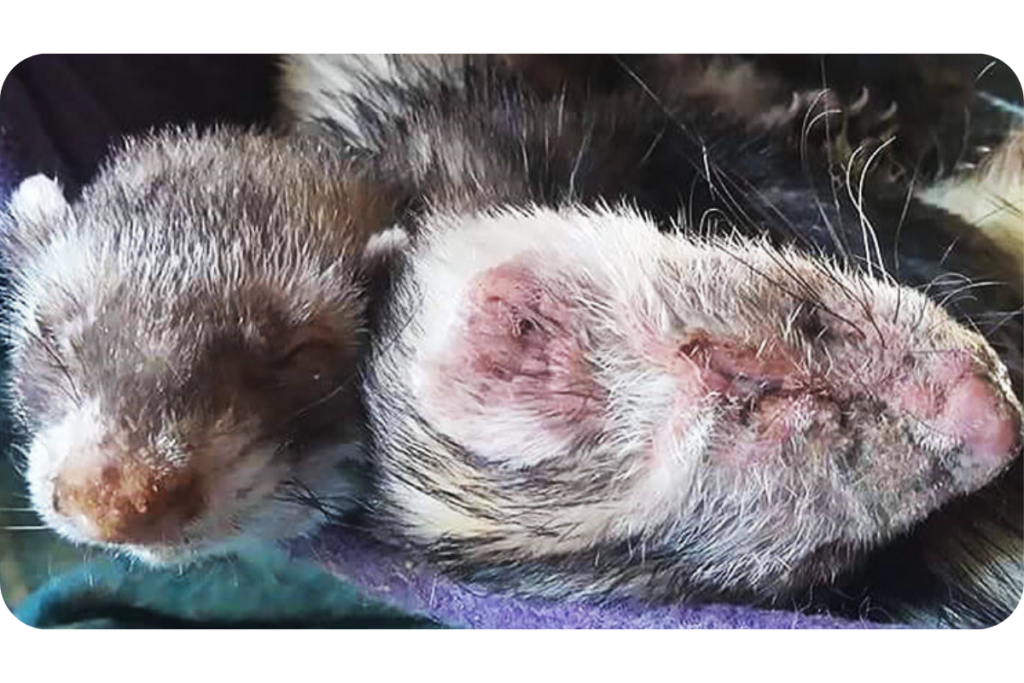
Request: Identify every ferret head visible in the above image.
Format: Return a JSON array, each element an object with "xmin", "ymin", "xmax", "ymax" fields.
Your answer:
[
  {"xmin": 366, "ymin": 205, "xmax": 1022, "ymax": 601},
  {"xmin": 1, "ymin": 129, "xmax": 386, "ymax": 563}
]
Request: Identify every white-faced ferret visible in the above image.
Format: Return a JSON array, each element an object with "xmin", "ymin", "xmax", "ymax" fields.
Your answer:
[
  {"xmin": 280, "ymin": 55, "xmax": 1023, "ymax": 621},
  {"xmin": 1, "ymin": 129, "xmax": 395, "ymax": 564}
]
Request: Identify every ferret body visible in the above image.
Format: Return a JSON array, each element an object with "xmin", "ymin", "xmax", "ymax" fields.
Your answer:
[
  {"xmin": 280, "ymin": 56, "xmax": 1023, "ymax": 617},
  {"xmin": 2, "ymin": 130, "xmax": 394, "ymax": 563}
]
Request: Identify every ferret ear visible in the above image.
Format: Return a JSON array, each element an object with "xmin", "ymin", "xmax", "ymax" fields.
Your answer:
[
  {"xmin": 2, "ymin": 174, "xmax": 75, "ymax": 266},
  {"xmin": 362, "ymin": 225, "xmax": 411, "ymax": 280},
  {"xmin": 360, "ymin": 226, "xmax": 412, "ymax": 322}
]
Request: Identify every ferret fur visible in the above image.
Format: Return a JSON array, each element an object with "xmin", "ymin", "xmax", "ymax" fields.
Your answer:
[
  {"xmin": 1, "ymin": 129, "xmax": 395, "ymax": 563},
  {"xmin": 279, "ymin": 55, "xmax": 1024, "ymax": 622}
]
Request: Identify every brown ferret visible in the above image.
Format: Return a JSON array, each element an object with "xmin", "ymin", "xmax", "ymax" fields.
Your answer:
[
  {"xmin": 280, "ymin": 55, "xmax": 1023, "ymax": 620},
  {"xmin": 2, "ymin": 128, "xmax": 395, "ymax": 563}
]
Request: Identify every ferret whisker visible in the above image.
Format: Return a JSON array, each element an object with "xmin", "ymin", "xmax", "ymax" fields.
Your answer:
[
  {"xmin": 798, "ymin": 86, "xmax": 829, "ymax": 143},
  {"xmin": 274, "ymin": 478, "xmax": 352, "ymax": 524},
  {"xmin": 723, "ymin": 164, "xmax": 832, "ymax": 259},
  {"xmin": 915, "ymin": 271, "xmax": 974, "ymax": 300},
  {"xmin": 611, "ymin": 55, "xmax": 716, "ymax": 188},
  {"xmin": 798, "ymin": 94, "xmax": 851, "ymax": 264},
  {"xmin": 967, "ymin": 197, "xmax": 1022, "ymax": 226},
  {"xmin": 25, "ymin": 328, "xmax": 82, "ymax": 406},
  {"xmin": 720, "ymin": 176, "xmax": 781, "ymax": 241},
  {"xmin": 909, "ymin": 272, "xmax": 972, "ymax": 337},
  {"xmin": 933, "ymin": 236, "xmax": 962, "ymax": 290},
  {"xmin": 567, "ymin": 120, "xmax": 593, "ymax": 201},
  {"xmin": 719, "ymin": 244, "xmax": 867, "ymax": 340},
  {"xmin": 935, "ymin": 280, "xmax": 1006, "ymax": 310},
  {"xmin": 975, "ymin": 59, "xmax": 1000, "ymax": 83},
  {"xmin": 971, "ymin": 307, "xmax": 1024, "ymax": 335},
  {"xmin": 281, "ymin": 373, "xmax": 357, "ymax": 424},
  {"xmin": 856, "ymin": 137, "xmax": 897, "ymax": 281},
  {"xmin": 638, "ymin": 126, "xmax": 667, "ymax": 167},
  {"xmin": 757, "ymin": 246, "xmax": 860, "ymax": 344},
  {"xmin": 890, "ymin": 159, "xmax": 922, "ymax": 325}
]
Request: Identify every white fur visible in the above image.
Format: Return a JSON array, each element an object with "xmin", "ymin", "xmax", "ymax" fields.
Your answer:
[
  {"xmin": 364, "ymin": 225, "xmax": 411, "ymax": 261},
  {"xmin": 8, "ymin": 174, "xmax": 70, "ymax": 225},
  {"xmin": 25, "ymin": 397, "xmax": 107, "ymax": 543}
]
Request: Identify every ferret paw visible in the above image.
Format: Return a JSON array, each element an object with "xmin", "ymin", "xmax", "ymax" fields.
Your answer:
[{"xmin": 759, "ymin": 87, "xmax": 908, "ymax": 185}]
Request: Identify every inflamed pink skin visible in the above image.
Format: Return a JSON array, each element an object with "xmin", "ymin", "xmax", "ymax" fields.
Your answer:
[{"xmin": 363, "ymin": 205, "xmax": 1022, "ymax": 602}]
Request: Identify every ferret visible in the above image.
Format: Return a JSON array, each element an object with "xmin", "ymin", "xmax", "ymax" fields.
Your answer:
[
  {"xmin": 279, "ymin": 55, "xmax": 1023, "ymax": 620},
  {"xmin": 1, "ymin": 129, "xmax": 396, "ymax": 563},
  {"xmin": 3, "ymin": 55, "xmax": 1020, "ymax": 627}
]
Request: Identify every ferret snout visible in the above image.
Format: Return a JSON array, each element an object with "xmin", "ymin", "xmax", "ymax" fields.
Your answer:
[
  {"xmin": 665, "ymin": 314, "xmax": 1022, "ymax": 487},
  {"xmin": 944, "ymin": 376, "xmax": 1021, "ymax": 470},
  {"xmin": 52, "ymin": 445, "xmax": 202, "ymax": 545}
]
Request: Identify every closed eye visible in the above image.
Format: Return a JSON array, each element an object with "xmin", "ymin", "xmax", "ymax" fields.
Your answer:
[
  {"xmin": 272, "ymin": 323, "xmax": 347, "ymax": 368},
  {"xmin": 275, "ymin": 340, "xmax": 340, "ymax": 368}
]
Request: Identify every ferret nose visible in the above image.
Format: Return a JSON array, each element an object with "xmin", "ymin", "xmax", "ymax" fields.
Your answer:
[
  {"xmin": 941, "ymin": 375, "xmax": 1021, "ymax": 473},
  {"xmin": 53, "ymin": 449, "xmax": 203, "ymax": 546}
]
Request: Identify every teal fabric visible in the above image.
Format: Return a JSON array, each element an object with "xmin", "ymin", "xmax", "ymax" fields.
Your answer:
[{"xmin": 13, "ymin": 548, "xmax": 441, "ymax": 629}]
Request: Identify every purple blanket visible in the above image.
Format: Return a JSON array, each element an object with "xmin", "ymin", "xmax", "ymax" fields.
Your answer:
[{"xmin": 294, "ymin": 527, "xmax": 887, "ymax": 629}]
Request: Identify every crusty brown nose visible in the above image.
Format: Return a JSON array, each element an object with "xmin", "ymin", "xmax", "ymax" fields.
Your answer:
[{"xmin": 53, "ymin": 450, "xmax": 203, "ymax": 546}]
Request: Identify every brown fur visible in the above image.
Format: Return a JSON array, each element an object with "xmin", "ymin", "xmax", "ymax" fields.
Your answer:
[{"xmin": 2, "ymin": 128, "xmax": 399, "ymax": 561}]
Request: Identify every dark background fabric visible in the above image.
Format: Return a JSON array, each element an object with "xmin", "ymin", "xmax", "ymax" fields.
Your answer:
[{"xmin": 0, "ymin": 55, "xmax": 279, "ymax": 199}]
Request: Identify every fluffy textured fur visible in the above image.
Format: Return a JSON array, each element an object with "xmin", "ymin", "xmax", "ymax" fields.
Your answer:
[
  {"xmin": 279, "ymin": 55, "xmax": 1024, "ymax": 622},
  {"xmin": 1, "ymin": 130, "xmax": 392, "ymax": 562}
]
